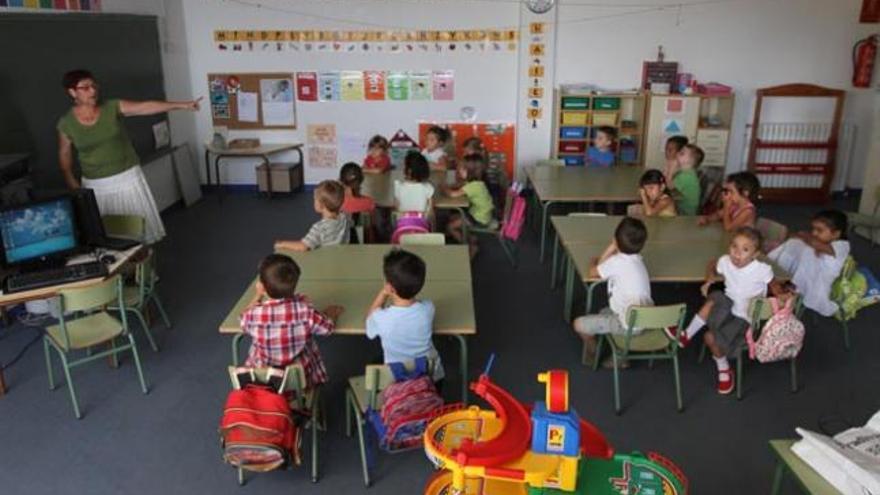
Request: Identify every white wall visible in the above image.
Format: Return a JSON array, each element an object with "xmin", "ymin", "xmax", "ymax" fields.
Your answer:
[{"xmin": 554, "ymin": 0, "xmax": 877, "ymax": 188}]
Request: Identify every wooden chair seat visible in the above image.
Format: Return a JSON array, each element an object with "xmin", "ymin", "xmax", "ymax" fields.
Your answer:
[{"xmin": 46, "ymin": 313, "xmax": 123, "ymax": 351}]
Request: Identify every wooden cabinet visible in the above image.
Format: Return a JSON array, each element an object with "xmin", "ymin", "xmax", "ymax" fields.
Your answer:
[{"xmin": 645, "ymin": 94, "xmax": 734, "ymax": 169}]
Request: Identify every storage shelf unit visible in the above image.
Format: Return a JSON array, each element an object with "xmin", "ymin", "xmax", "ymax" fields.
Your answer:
[
  {"xmin": 551, "ymin": 90, "xmax": 647, "ymax": 166},
  {"xmin": 644, "ymin": 93, "xmax": 735, "ymax": 170}
]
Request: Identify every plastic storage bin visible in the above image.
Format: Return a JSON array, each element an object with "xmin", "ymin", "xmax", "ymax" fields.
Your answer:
[
  {"xmin": 558, "ymin": 141, "xmax": 587, "ymax": 153},
  {"xmin": 562, "ymin": 155, "xmax": 586, "ymax": 166},
  {"xmin": 561, "ymin": 97, "xmax": 590, "ymax": 110},
  {"xmin": 592, "ymin": 97, "xmax": 621, "ymax": 110},
  {"xmin": 560, "ymin": 127, "xmax": 588, "ymax": 139},
  {"xmin": 591, "ymin": 112, "xmax": 618, "ymax": 127},
  {"xmin": 561, "ymin": 112, "xmax": 590, "ymax": 126}
]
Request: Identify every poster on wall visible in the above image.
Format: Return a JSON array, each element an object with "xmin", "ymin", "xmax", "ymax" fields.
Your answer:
[
  {"xmin": 409, "ymin": 71, "xmax": 432, "ymax": 101},
  {"xmin": 259, "ymin": 78, "xmax": 295, "ymax": 126},
  {"xmin": 432, "ymin": 70, "xmax": 454, "ymax": 100},
  {"xmin": 307, "ymin": 146, "xmax": 338, "ymax": 168},
  {"xmin": 386, "ymin": 71, "xmax": 410, "ymax": 101},
  {"xmin": 307, "ymin": 123, "xmax": 338, "ymax": 168},
  {"xmin": 318, "ymin": 71, "xmax": 341, "ymax": 101},
  {"xmin": 296, "ymin": 72, "xmax": 318, "ymax": 101},
  {"xmin": 236, "ymin": 91, "xmax": 259, "ymax": 122},
  {"xmin": 364, "ymin": 71, "xmax": 386, "ymax": 100},
  {"xmin": 340, "ymin": 70, "xmax": 365, "ymax": 101},
  {"xmin": 307, "ymin": 124, "xmax": 337, "ymax": 145}
]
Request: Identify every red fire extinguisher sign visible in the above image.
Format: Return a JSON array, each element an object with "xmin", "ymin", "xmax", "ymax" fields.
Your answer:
[{"xmin": 853, "ymin": 35, "xmax": 879, "ymax": 88}]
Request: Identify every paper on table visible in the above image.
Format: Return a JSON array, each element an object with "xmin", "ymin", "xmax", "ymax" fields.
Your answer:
[{"xmin": 237, "ymin": 91, "xmax": 258, "ymax": 122}]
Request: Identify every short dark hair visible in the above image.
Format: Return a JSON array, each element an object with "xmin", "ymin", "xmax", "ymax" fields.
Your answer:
[
  {"xmin": 259, "ymin": 254, "xmax": 301, "ymax": 299},
  {"xmin": 732, "ymin": 226, "xmax": 763, "ymax": 251},
  {"xmin": 666, "ymin": 135, "xmax": 689, "ymax": 152},
  {"xmin": 339, "ymin": 162, "xmax": 364, "ymax": 195},
  {"xmin": 62, "ymin": 69, "xmax": 95, "ymax": 91},
  {"xmin": 368, "ymin": 135, "xmax": 389, "ymax": 150},
  {"xmin": 813, "ymin": 209, "xmax": 848, "ymax": 239},
  {"xmin": 460, "ymin": 153, "xmax": 485, "ymax": 181},
  {"xmin": 383, "ymin": 249, "xmax": 426, "ymax": 300},
  {"xmin": 726, "ymin": 171, "xmax": 760, "ymax": 201},
  {"xmin": 315, "ymin": 180, "xmax": 345, "ymax": 213},
  {"xmin": 684, "ymin": 144, "xmax": 705, "ymax": 167},
  {"xmin": 463, "ymin": 137, "xmax": 484, "ymax": 152},
  {"xmin": 615, "ymin": 217, "xmax": 648, "ymax": 254},
  {"xmin": 426, "ymin": 125, "xmax": 450, "ymax": 144},
  {"xmin": 639, "ymin": 168, "xmax": 667, "ymax": 187},
  {"xmin": 404, "ymin": 151, "xmax": 430, "ymax": 182},
  {"xmin": 596, "ymin": 126, "xmax": 618, "ymax": 141}
]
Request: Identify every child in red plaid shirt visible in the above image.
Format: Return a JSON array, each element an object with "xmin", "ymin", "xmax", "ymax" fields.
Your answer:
[{"xmin": 240, "ymin": 254, "xmax": 344, "ymax": 388}]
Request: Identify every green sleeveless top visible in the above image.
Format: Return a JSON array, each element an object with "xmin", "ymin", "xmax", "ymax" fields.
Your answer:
[{"xmin": 57, "ymin": 99, "xmax": 139, "ymax": 179}]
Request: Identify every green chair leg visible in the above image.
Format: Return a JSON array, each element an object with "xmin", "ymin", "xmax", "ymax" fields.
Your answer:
[
  {"xmin": 345, "ymin": 393, "xmax": 352, "ymax": 438},
  {"xmin": 311, "ymin": 398, "xmax": 319, "ymax": 483},
  {"xmin": 132, "ymin": 309, "xmax": 159, "ymax": 352},
  {"xmin": 109, "ymin": 338, "xmax": 119, "ymax": 369},
  {"xmin": 150, "ymin": 293, "xmax": 172, "ymax": 329},
  {"xmin": 672, "ymin": 353, "xmax": 683, "ymax": 412},
  {"xmin": 237, "ymin": 467, "xmax": 245, "ymax": 486},
  {"xmin": 771, "ymin": 462, "xmax": 784, "ymax": 495},
  {"xmin": 128, "ymin": 335, "xmax": 149, "ymax": 394},
  {"xmin": 352, "ymin": 394, "xmax": 370, "ymax": 487},
  {"xmin": 790, "ymin": 358, "xmax": 798, "ymax": 393},
  {"xmin": 43, "ymin": 339, "xmax": 55, "ymax": 391},
  {"xmin": 612, "ymin": 351, "xmax": 622, "ymax": 415},
  {"xmin": 592, "ymin": 336, "xmax": 605, "ymax": 372},
  {"xmin": 736, "ymin": 351, "xmax": 744, "ymax": 401},
  {"xmin": 697, "ymin": 343, "xmax": 707, "ymax": 364},
  {"xmin": 58, "ymin": 351, "xmax": 82, "ymax": 419}
]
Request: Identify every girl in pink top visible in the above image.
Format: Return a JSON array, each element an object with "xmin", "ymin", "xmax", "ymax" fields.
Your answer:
[
  {"xmin": 340, "ymin": 162, "xmax": 375, "ymax": 215},
  {"xmin": 698, "ymin": 172, "xmax": 759, "ymax": 232},
  {"xmin": 363, "ymin": 135, "xmax": 390, "ymax": 174}
]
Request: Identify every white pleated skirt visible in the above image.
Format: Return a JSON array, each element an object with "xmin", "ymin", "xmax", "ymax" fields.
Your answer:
[{"xmin": 82, "ymin": 165, "xmax": 166, "ymax": 244}]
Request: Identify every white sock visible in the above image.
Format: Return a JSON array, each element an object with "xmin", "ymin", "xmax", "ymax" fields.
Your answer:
[
  {"xmin": 684, "ymin": 315, "xmax": 706, "ymax": 339},
  {"xmin": 714, "ymin": 356, "xmax": 730, "ymax": 379}
]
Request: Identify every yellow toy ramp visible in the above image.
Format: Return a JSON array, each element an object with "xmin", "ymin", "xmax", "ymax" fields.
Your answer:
[{"xmin": 424, "ymin": 470, "xmax": 528, "ymax": 495}]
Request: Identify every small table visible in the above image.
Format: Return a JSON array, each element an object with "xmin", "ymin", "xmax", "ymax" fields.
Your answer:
[
  {"xmin": 0, "ymin": 245, "xmax": 145, "ymax": 395},
  {"xmin": 204, "ymin": 143, "xmax": 303, "ymax": 200},
  {"xmin": 769, "ymin": 439, "xmax": 841, "ymax": 494},
  {"xmin": 524, "ymin": 165, "xmax": 642, "ymax": 262},
  {"xmin": 219, "ymin": 245, "xmax": 475, "ymax": 402}
]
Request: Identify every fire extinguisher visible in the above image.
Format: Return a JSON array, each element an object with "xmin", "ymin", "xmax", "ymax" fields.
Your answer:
[{"xmin": 853, "ymin": 35, "xmax": 878, "ymax": 88}]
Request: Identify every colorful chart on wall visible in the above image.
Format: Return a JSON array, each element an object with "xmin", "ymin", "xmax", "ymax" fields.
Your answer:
[
  {"xmin": 364, "ymin": 71, "xmax": 386, "ymax": 100},
  {"xmin": 387, "ymin": 71, "xmax": 410, "ymax": 101},
  {"xmin": 340, "ymin": 71, "xmax": 365, "ymax": 101},
  {"xmin": 319, "ymin": 71, "xmax": 341, "ymax": 101},
  {"xmin": 409, "ymin": 71, "xmax": 432, "ymax": 101}
]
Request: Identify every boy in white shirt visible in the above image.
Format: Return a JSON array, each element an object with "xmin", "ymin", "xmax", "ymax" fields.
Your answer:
[
  {"xmin": 674, "ymin": 227, "xmax": 777, "ymax": 395},
  {"xmin": 769, "ymin": 210, "xmax": 849, "ymax": 317},
  {"xmin": 573, "ymin": 217, "xmax": 652, "ymax": 368},
  {"xmin": 366, "ymin": 249, "xmax": 444, "ymax": 382}
]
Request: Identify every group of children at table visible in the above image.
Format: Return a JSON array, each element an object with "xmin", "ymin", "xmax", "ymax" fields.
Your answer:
[{"xmin": 575, "ymin": 136, "xmax": 851, "ymax": 394}]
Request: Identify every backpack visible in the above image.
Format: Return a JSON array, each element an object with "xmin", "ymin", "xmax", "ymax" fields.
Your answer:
[
  {"xmin": 366, "ymin": 358, "xmax": 444, "ymax": 451},
  {"xmin": 831, "ymin": 256, "xmax": 869, "ymax": 321},
  {"xmin": 501, "ymin": 183, "xmax": 526, "ymax": 241},
  {"xmin": 219, "ymin": 385, "xmax": 304, "ymax": 472},
  {"xmin": 746, "ymin": 297, "xmax": 805, "ymax": 363},
  {"xmin": 391, "ymin": 212, "xmax": 430, "ymax": 244}
]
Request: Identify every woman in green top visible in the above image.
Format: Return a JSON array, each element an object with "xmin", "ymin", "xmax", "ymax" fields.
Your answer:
[{"xmin": 57, "ymin": 69, "xmax": 201, "ymax": 243}]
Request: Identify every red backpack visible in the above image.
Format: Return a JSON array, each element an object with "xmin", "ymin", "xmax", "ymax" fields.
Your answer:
[{"xmin": 219, "ymin": 385, "xmax": 303, "ymax": 471}]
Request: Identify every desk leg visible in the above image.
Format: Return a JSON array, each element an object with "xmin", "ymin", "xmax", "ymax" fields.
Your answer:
[
  {"xmin": 293, "ymin": 147, "xmax": 305, "ymax": 192},
  {"xmin": 451, "ymin": 335, "xmax": 468, "ymax": 403},
  {"xmin": 231, "ymin": 334, "xmax": 243, "ymax": 366},
  {"xmin": 204, "ymin": 150, "xmax": 211, "ymax": 193},
  {"xmin": 262, "ymin": 154, "xmax": 272, "ymax": 199},
  {"xmin": 550, "ymin": 232, "xmax": 560, "ymax": 289},
  {"xmin": 585, "ymin": 282, "xmax": 599, "ymax": 316},
  {"xmin": 564, "ymin": 256, "xmax": 575, "ymax": 321},
  {"xmin": 539, "ymin": 201, "xmax": 555, "ymax": 263},
  {"xmin": 214, "ymin": 155, "xmax": 224, "ymax": 203},
  {"xmin": 457, "ymin": 207, "xmax": 468, "ymax": 243},
  {"xmin": 0, "ymin": 366, "xmax": 6, "ymax": 396},
  {"xmin": 771, "ymin": 462, "xmax": 784, "ymax": 495}
]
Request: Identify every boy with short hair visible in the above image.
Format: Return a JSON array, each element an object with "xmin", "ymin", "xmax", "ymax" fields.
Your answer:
[
  {"xmin": 366, "ymin": 250, "xmax": 444, "ymax": 381},
  {"xmin": 276, "ymin": 180, "xmax": 351, "ymax": 251},
  {"xmin": 667, "ymin": 144, "xmax": 704, "ymax": 215},
  {"xmin": 573, "ymin": 217, "xmax": 653, "ymax": 367},
  {"xmin": 240, "ymin": 254, "xmax": 344, "ymax": 388},
  {"xmin": 587, "ymin": 126, "xmax": 617, "ymax": 168}
]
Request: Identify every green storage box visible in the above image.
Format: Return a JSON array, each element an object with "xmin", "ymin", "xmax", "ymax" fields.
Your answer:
[
  {"xmin": 592, "ymin": 97, "xmax": 621, "ymax": 110},
  {"xmin": 561, "ymin": 97, "xmax": 590, "ymax": 110}
]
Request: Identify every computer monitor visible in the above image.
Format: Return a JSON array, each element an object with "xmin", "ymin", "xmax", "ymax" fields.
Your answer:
[
  {"xmin": 0, "ymin": 196, "xmax": 79, "ymax": 266},
  {"xmin": 69, "ymin": 188, "xmax": 107, "ymax": 246}
]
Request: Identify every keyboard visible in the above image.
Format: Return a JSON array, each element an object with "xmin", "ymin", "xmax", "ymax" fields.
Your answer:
[
  {"xmin": 94, "ymin": 236, "xmax": 139, "ymax": 251},
  {"xmin": 5, "ymin": 261, "xmax": 108, "ymax": 293}
]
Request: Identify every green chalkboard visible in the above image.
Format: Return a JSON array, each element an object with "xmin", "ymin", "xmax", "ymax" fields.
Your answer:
[{"xmin": 0, "ymin": 13, "xmax": 167, "ymax": 188}]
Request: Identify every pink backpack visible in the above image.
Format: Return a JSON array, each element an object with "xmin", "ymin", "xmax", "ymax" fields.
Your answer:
[
  {"xmin": 391, "ymin": 212, "xmax": 430, "ymax": 244},
  {"xmin": 501, "ymin": 184, "xmax": 526, "ymax": 241},
  {"xmin": 746, "ymin": 297, "xmax": 805, "ymax": 363}
]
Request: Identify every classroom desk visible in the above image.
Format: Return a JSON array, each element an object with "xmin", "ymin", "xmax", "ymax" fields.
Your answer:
[
  {"xmin": 549, "ymin": 216, "xmax": 728, "ymax": 287},
  {"xmin": 218, "ymin": 245, "xmax": 475, "ymax": 402},
  {"xmin": 769, "ymin": 439, "xmax": 841, "ymax": 494},
  {"xmin": 524, "ymin": 165, "xmax": 643, "ymax": 262},
  {"xmin": 204, "ymin": 143, "xmax": 303, "ymax": 200},
  {"xmin": 560, "ymin": 240, "xmax": 788, "ymax": 321},
  {"xmin": 0, "ymin": 244, "xmax": 145, "ymax": 396}
]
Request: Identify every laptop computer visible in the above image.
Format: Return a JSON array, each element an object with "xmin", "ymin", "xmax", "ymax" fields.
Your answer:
[{"xmin": 69, "ymin": 188, "xmax": 140, "ymax": 251}]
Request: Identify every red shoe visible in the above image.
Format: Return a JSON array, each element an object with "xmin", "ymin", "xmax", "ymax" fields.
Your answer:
[
  {"xmin": 717, "ymin": 370, "xmax": 734, "ymax": 395},
  {"xmin": 664, "ymin": 326, "xmax": 689, "ymax": 348}
]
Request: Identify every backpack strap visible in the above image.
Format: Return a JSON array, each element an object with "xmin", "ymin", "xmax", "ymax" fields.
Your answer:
[
  {"xmin": 388, "ymin": 357, "xmax": 428, "ymax": 382},
  {"xmin": 746, "ymin": 326, "xmax": 757, "ymax": 360}
]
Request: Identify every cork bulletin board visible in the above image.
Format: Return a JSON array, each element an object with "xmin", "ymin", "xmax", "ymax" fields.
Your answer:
[{"xmin": 207, "ymin": 72, "xmax": 297, "ymax": 129}]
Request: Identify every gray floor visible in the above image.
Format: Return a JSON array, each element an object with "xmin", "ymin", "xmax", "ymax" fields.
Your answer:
[{"xmin": 0, "ymin": 190, "xmax": 878, "ymax": 495}]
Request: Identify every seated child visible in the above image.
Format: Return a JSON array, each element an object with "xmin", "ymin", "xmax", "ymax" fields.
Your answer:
[
  {"xmin": 340, "ymin": 162, "xmax": 375, "ymax": 215},
  {"xmin": 662, "ymin": 135, "xmax": 689, "ymax": 184},
  {"xmin": 366, "ymin": 250, "xmax": 444, "ymax": 382},
  {"xmin": 698, "ymin": 171, "xmax": 759, "ymax": 231},
  {"xmin": 363, "ymin": 135, "xmax": 390, "ymax": 174},
  {"xmin": 275, "ymin": 180, "xmax": 350, "ymax": 251},
  {"xmin": 668, "ymin": 143, "xmax": 703, "ymax": 215},
  {"xmin": 769, "ymin": 210, "xmax": 849, "ymax": 317},
  {"xmin": 573, "ymin": 217, "xmax": 652, "ymax": 368},
  {"xmin": 627, "ymin": 169, "xmax": 677, "ymax": 217},
  {"xmin": 240, "ymin": 253, "xmax": 344, "ymax": 388},
  {"xmin": 586, "ymin": 126, "xmax": 617, "ymax": 168},
  {"xmin": 422, "ymin": 125, "xmax": 450, "ymax": 170},
  {"xmin": 443, "ymin": 154, "xmax": 495, "ymax": 253},
  {"xmin": 674, "ymin": 227, "xmax": 779, "ymax": 395},
  {"xmin": 394, "ymin": 151, "xmax": 434, "ymax": 217},
  {"xmin": 464, "ymin": 137, "xmax": 505, "ymax": 212}
]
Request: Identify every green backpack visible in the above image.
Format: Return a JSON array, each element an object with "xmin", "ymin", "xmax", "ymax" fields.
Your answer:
[{"xmin": 830, "ymin": 256, "xmax": 867, "ymax": 321}]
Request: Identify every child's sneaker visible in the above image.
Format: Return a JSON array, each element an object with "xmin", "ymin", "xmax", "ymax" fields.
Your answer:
[
  {"xmin": 717, "ymin": 370, "xmax": 734, "ymax": 395},
  {"xmin": 664, "ymin": 326, "xmax": 689, "ymax": 348}
]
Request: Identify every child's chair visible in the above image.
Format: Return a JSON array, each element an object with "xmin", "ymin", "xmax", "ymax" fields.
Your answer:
[
  {"xmin": 109, "ymin": 249, "xmax": 171, "ymax": 352},
  {"xmin": 226, "ymin": 365, "xmax": 322, "ymax": 485},
  {"xmin": 593, "ymin": 304, "xmax": 687, "ymax": 414},
  {"xmin": 470, "ymin": 184, "xmax": 521, "ymax": 267},
  {"xmin": 43, "ymin": 275, "xmax": 149, "ymax": 419},
  {"xmin": 399, "ymin": 233, "xmax": 446, "ymax": 245},
  {"xmin": 846, "ymin": 186, "xmax": 880, "ymax": 248},
  {"xmin": 345, "ymin": 359, "xmax": 437, "ymax": 487},
  {"xmin": 755, "ymin": 217, "xmax": 789, "ymax": 253}
]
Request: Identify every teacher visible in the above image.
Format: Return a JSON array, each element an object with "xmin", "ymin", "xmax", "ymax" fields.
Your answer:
[{"xmin": 57, "ymin": 69, "xmax": 201, "ymax": 244}]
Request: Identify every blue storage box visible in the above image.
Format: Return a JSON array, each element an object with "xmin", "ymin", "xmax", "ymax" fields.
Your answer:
[
  {"xmin": 560, "ymin": 127, "xmax": 587, "ymax": 139},
  {"xmin": 562, "ymin": 156, "xmax": 585, "ymax": 166}
]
